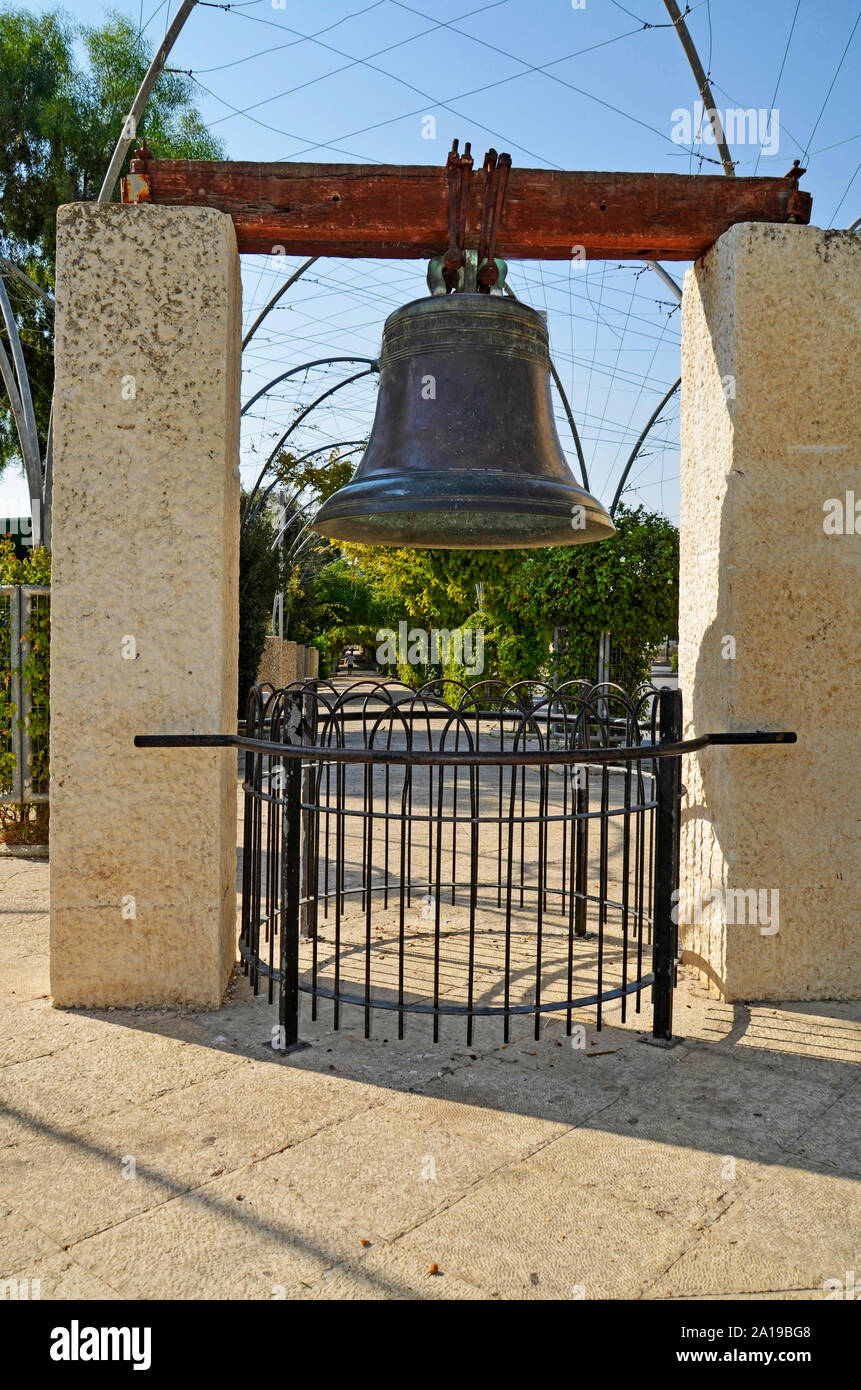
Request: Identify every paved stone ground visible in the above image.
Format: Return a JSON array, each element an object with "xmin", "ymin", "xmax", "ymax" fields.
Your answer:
[{"xmin": 1, "ymin": 849, "xmax": 859, "ymax": 1301}]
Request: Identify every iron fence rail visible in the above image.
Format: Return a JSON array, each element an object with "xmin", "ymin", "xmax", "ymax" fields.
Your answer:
[
  {"xmin": 0, "ymin": 584, "xmax": 50, "ymax": 804},
  {"xmin": 136, "ymin": 680, "xmax": 795, "ymax": 1049}
]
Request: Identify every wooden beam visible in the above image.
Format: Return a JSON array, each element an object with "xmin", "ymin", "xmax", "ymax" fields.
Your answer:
[{"xmin": 122, "ymin": 160, "xmax": 811, "ymax": 260}]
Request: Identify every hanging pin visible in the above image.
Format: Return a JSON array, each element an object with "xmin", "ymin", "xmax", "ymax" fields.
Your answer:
[
  {"xmin": 478, "ymin": 151, "xmax": 511, "ymax": 292},
  {"xmin": 442, "ymin": 140, "xmax": 473, "ymax": 292}
]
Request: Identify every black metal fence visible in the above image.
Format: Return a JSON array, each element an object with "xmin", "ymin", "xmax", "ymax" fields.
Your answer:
[
  {"xmin": 135, "ymin": 683, "xmax": 794, "ymax": 1048},
  {"xmin": 239, "ymin": 678, "xmax": 681, "ymax": 1046},
  {"xmin": 1, "ymin": 584, "xmax": 50, "ymax": 804}
]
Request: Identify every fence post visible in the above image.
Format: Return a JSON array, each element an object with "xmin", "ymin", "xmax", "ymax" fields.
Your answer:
[
  {"xmin": 279, "ymin": 690, "xmax": 304, "ymax": 1048},
  {"xmin": 574, "ymin": 771, "xmax": 589, "ymax": 938},
  {"xmin": 652, "ymin": 687, "xmax": 682, "ymax": 1041},
  {"xmin": 9, "ymin": 587, "xmax": 24, "ymax": 803}
]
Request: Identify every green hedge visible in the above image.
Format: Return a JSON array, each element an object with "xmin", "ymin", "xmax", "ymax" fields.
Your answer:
[{"xmin": 0, "ymin": 537, "xmax": 50, "ymax": 844}]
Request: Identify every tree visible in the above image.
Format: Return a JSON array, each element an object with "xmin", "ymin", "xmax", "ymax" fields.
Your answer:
[
  {"xmin": 238, "ymin": 496, "xmax": 280, "ymax": 716},
  {"xmin": 246, "ymin": 446, "xmax": 372, "ymax": 674},
  {"xmin": 505, "ymin": 504, "xmax": 679, "ymax": 687},
  {"xmin": 291, "ymin": 556, "xmax": 385, "ymax": 674},
  {"xmin": 0, "ymin": 6, "xmax": 223, "ymax": 476},
  {"xmin": 336, "ymin": 543, "xmax": 547, "ymax": 687}
]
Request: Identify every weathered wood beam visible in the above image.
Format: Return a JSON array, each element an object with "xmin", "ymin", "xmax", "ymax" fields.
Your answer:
[{"xmin": 122, "ymin": 160, "xmax": 811, "ymax": 260}]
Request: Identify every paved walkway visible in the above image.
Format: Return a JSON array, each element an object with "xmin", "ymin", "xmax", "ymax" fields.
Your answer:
[{"xmin": 1, "ymin": 853, "xmax": 858, "ymax": 1300}]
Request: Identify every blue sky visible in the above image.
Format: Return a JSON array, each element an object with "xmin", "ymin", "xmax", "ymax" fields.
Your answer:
[{"xmin": 2, "ymin": 0, "xmax": 859, "ymax": 523}]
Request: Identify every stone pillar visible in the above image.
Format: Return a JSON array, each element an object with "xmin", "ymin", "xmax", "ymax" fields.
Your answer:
[
  {"xmin": 282, "ymin": 641, "xmax": 298, "ymax": 685},
  {"xmin": 257, "ymin": 635, "xmax": 283, "ymax": 687},
  {"xmin": 50, "ymin": 205, "xmax": 241, "ymax": 1008},
  {"xmin": 679, "ymin": 223, "xmax": 860, "ymax": 1001},
  {"xmin": 256, "ymin": 637, "xmax": 310, "ymax": 688}
]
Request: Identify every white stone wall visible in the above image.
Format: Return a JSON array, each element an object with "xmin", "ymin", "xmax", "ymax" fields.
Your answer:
[
  {"xmin": 679, "ymin": 223, "xmax": 861, "ymax": 1000},
  {"xmin": 50, "ymin": 205, "xmax": 241, "ymax": 1007},
  {"xmin": 256, "ymin": 637, "xmax": 318, "ymax": 688}
]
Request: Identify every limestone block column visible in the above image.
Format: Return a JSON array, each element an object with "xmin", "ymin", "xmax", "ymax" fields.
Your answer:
[
  {"xmin": 679, "ymin": 223, "xmax": 860, "ymax": 1001},
  {"xmin": 50, "ymin": 205, "xmax": 241, "ymax": 1007},
  {"xmin": 257, "ymin": 635, "xmax": 284, "ymax": 688},
  {"xmin": 282, "ymin": 641, "xmax": 298, "ymax": 685}
]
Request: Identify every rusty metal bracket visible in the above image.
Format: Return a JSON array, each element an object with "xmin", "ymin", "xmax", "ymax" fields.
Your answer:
[
  {"xmin": 121, "ymin": 139, "xmax": 153, "ymax": 205},
  {"xmin": 782, "ymin": 159, "xmax": 809, "ymax": 223},
  {"xmin": 442, "ymin": 139, "xmax": 473, "ymax": 291},
  {"xmin": 434, "ymin": 142, "xmax": 512, "ymax": 294},
  {"xmin": 477, "ymin": 149, "xmax": 511, "ymax": 291}
]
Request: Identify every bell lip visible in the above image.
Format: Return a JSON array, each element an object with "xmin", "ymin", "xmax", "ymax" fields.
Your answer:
[
  {"xmin": 313, "ymin": 470, "xmax": 612, "ymax": 523},
  {"xmin": 312, "ymin": 472, "xmax": 616, "ymax": 548},
  {"xmin": 312, "ymin": 511, "xmax": 616, "ymax": 550}
]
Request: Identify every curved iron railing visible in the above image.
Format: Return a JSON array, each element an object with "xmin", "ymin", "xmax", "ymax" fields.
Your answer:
[
  {"xmin": 136, "ymin": 678, "xmax": 795, "ymax": 1049},
  {"xmin": 240, "ymin": 677, "xmax": 672, "ymax": 1046}
]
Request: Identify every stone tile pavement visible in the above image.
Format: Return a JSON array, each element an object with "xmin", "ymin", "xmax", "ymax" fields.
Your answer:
[{"xmin": 1, "ymin": 855, "xmax": 859, "ymax": 1301}]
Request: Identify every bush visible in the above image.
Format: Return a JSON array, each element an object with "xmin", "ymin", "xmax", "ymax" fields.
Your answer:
[
  {"xmin": 0, "ymin": 537, "xmax": 50, "ymax": 845},
  {"xmin": 238, "ymin": 498, "xmax": 280, "ymax": 715}
]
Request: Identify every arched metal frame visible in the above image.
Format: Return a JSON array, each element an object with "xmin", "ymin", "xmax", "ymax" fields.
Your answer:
[
  {"xmin": 241, "ymin": 367, "xmax": 378, "ymax": 530},
  {"xmin": 243, "ymin": 440, "xmax": 366, "ymax": 535},
  {"xmin": 610, "ymin": 377, "xmax": 682, "ymax": 518}
]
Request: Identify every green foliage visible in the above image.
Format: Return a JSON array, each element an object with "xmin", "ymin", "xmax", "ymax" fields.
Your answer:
[
  {"xmin": 0, "ymin": 6, "xmax": 223, "ymax": 475},
  {"xmin": 289, "ymin": 556, "xmax": 383, "ymax": 668},
  {"xmin": 505, "ymin": 504, "xmax": 679, "ymax": 688},
  {"xmin": 0, "ymin": 6, "xmax": 222, "ymax": 262},
  {"xmin": 0, "ymin": 536, "xmax": 50, "ymax": 843},
  {"xmin": 0, "ymin": 7, "xmax": 78, "ymax": 262},
  {"xmin": 344, "ymin": 543, "xmax": 522, "ymax": 633},
  {"xmin": 308, "ymin": 506, "xmax": 678, "ymax": 692},
  {"xmin": 238, "ymin": 496, "xmax": 280, "ymax": 716},
  {"xmin": 263, "ymin": 449, "xmax": 364, "ymax": 664},
  {"xmin": 338, "ymin": 544, "xmax": 549, "ymax": 687},
  {"xmin": 272, "ymin": 447, "xmax": 355, "ymax": 505}
]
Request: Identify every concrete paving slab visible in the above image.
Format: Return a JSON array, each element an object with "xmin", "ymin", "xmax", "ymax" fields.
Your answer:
[
  {"xmin": 523, "ymin": 1125, "xmax": 753, "ymax": 1217},
  {"xmin": 692, "ymin": 1163, "xmax": 861, "ymax": 1282},
  {"xmin": 649, "ymin": 1238, "xmax": 825, "ymax": 1299},
  {"xmin": 66, "ymin": 1170, "xmax": 387, "ymax": 1300},
  {"xmin": 1, "ymin": 852, "xmax": 858, "ymax": 1301},
  {"xmin": 0, "ymin": 1029, "xmax": 246, "ymax": 1147},
  {"xmin": 223, "ymin": 1097, "xmax": 523, "ymax": 1247},
  {"xmin": 2, "ymin": 1249, "xmax": 126, "ymax": 1300},
  {"xmin": 369, "ymin": 1167, "xmax": 694, "ymax": 1299},
  {"xmin": 1, "ymin": 1060, "xmax": 391, "ymax": 1246},
  {"xmin": 0, "ymin": 1206, "xmax": 64, "ymax": 1271},
  {"xmin": 784, "ymin": 1085, "xmax": 861, "ymax": 1176}
]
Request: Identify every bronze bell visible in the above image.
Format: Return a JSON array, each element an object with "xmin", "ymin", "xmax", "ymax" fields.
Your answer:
[{"xmin": 313, "ymin": 292, "xmax": 615, "ymax": 549}]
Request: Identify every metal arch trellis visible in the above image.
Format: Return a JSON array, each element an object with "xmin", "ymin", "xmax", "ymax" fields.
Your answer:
[
  {"xmin": 240, "ymin": 366, "xmax": 378, "ymax": 532},
  {"xmin": 604, "ymin": 0, "xmax": 742, "ymax": 516},
  {"xmin": 609, "ymin": 376, "xmax": 682, "ymax": 518},
  {"xmin": 0, "ymin": 0, "xmax": 820, "ymax": 541}
]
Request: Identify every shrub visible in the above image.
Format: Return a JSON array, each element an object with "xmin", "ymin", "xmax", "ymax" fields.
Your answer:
[{"xmin": 0, "ymin": 537, "xmax": 50, "ymax": 845}]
